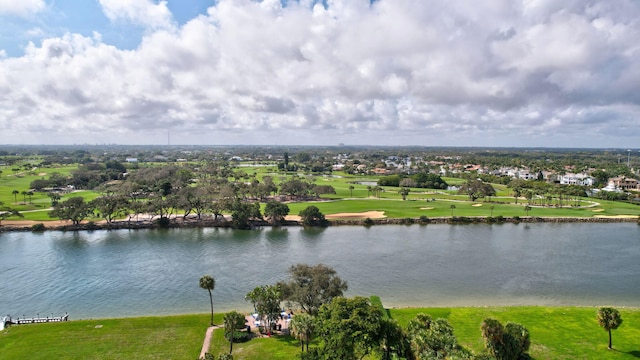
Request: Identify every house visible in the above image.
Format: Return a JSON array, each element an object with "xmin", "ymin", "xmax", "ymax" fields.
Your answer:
[
  {"xmin": 559, "ymin": 173, "xmax": 595, "ymax": 186},
  {"xmin": 372, "ymin": 168, "xmax": 392, "ymax": 175},
  {"xmin": 605, "ymin": 176, "xmax": 639, "ymax": 191}
]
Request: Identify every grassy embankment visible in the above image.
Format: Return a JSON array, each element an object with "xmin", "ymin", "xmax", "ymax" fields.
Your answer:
[{"xmin": 4, "ymin": 307, "xmax": 637, "ymax": 359}]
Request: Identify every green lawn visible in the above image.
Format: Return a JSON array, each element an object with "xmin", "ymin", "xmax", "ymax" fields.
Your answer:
[
  {"xmin": 2, "ymin": 308, "xmax": 638, "ymax": 359},
  {"xmin": 0, "ymin": 314, "xmax": 216, "ymax": 360},
  {"xmin": 2, "ymin": 165, "xmax": 640, "ymax": 223},
  {"xmin": 389, "ymin": 307, "xmax": 640, "ymax": 360}
]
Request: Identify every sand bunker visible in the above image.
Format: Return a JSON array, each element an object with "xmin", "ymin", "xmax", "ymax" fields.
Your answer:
[
  {"xmin": 420, "ymin": 207, "xmax": 434, "ymax": 210},
  {"xmin": 38, "ymin": 172, "xmax": 47, "ymax": 176},
  {"xmin": 325, "ymin": 211, "xmax": 386, "ymax": 220},
  {"xmin": 472, "ymin": 204, "xmax": 483, "ymax": 207},
  {"xmin": 591, "ymin": 209, "xmax": 605, "ymax": 212}
]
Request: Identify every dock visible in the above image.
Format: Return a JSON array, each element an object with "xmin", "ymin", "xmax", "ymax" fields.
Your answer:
[{"xmin": 3, "ymin": 313, "xmax": 69, "ymax": 327}]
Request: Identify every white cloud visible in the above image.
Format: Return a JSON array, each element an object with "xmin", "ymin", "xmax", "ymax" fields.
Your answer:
[
  {"xmin": 1, "ymin": 0, "xmax": 640, "ymax": 146},
  {"xmin": 0, "ymin": 0, "xmax": 45, "ymax": 17},
  {"xmin": 99, "ymin": 0, "xmax": 174, "ymax": 30}
]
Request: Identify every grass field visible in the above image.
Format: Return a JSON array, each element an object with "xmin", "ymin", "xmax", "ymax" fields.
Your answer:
[
  {"xmin": 0, "ymin": 313, "xmax": 216, "ymax": 360},
  {"xmin": 3, "ymin": 307, "xmax": 638, "ymax": 359},
  {"xmin": 2, "ymin": 165, "xmax": 640, "ymax": 223}
]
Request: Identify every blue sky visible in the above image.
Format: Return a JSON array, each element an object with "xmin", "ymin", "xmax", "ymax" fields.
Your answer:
[{"xmin": 1, "ymin": 0, "xmax": 640, "ymax": 147}]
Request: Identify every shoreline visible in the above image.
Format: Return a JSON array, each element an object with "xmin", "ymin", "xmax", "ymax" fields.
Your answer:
[
  {"xmin": 9, "ymin": 304, "xmax": 640, "ymax": 322},
  {"xmin": 1, "ymin": 214, "xmax": 638, "ymax": 233}
]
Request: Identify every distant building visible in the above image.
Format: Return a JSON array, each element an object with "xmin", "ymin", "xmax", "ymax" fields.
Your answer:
[
  {"xmin": 559, "ymin": 173, "xmax": 595, "ymax": 186},
  {"xmin": 605, "ymin": 176, "xmax": 639, "ymax": 191},
  {"xmin": 125, "ymin": 158, "xmax": 138, "ymax": 163}
]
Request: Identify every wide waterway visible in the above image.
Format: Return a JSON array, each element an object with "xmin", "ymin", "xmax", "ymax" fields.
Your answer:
[{"xmin": 1, "ymin": 223, "xmax": 639, "ymax": 320}]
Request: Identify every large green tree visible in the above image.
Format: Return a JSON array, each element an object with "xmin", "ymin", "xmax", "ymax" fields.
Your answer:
[
  {"xmin": 263, "ymin": 200, "xmax": 290, "ymax": 226},
  {"xmin": 49, "ymin": 196, "xmax": 92, "ymax": 225},
  {"xmin": 90, "ymin": 194, "xmax": 129, "ymax": 225},
  {"xmin": 199, "ymin": 275, "xmax": 216, "ymax": 326},
  {"xmin": 245, "ymin": 285, "xmax": 282, "ymax": 335},
  {"xmin": 314, "ymin": 297, "xmax": 384, "ymax": 360},
  {"xmin": 299, "ymin": 206, "xmax": 327, "ymax": 227},
  {"xmin": 278, "ymin": 263, "xmax": 348, "ymax": 316},
  {"xmin": 597, "ymin": 307, "xmax": 623, "ymax": 349},
  {"xmin": 458, "ymin": 179, "xmax": 496, "ymax": 201}
]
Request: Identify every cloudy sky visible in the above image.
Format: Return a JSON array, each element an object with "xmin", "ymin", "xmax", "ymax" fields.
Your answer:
[{"xmin": 1, "ymin": 0, "xmax": 639, "ymax": 147}]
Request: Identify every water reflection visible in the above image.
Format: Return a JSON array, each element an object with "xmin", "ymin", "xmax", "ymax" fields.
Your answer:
[{"xmin": 1, "ymin": 223, "xmax": 639, "ymax": 319}]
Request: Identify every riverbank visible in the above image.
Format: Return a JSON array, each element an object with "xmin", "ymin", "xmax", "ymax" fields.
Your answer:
[{"xmin": 1, "ymin": 214, "xmax": 638, "ymax": 232}]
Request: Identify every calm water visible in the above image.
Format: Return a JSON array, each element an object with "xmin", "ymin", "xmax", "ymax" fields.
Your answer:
[{"xmin": 1, "ymin": 223, "xmax": 639, "ymax": 319}]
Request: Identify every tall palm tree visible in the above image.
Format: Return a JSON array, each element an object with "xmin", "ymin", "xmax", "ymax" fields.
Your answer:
[
  {"xmin": 199, "ymin": 275, "xmax": 216, "ymax": 326},
  {"xmin": 12, "ymin": 189, "xmax": 19, "ymax": 203},
  {"xmin": 223, "ymin": 311, "xmax": 246, "ymax": 354},
  {"xmin": 290, "ymin": 313, "xmax": 315, "ymax": 352},
  {"xmin": 597, "ymin": 307, "xmax": 623, "ymax": 349},
  {"xmin": 21, "ymin": 191, "xmax": 27, "ymax": 203},
  {"xmin": 349, "ymin": 185, "xmax": 354, "ymax": 198},
  {"xmin": 490, "ymin": 205, "xmax": 494, "ymax": 217},
  {"xmin": 524, "ymin": 206, "xmax": 532, "ymax": 216},
  {"xmin": 450, "ymin": 204, "xmax": 456, "ymax": 217}
]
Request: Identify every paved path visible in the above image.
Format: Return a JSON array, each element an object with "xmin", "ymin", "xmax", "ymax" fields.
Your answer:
[{"xmin": 199, "ymin": 325, "xmax": 221, "ymax": 359}]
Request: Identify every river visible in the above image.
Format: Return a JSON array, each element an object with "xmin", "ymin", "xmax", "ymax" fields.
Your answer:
[{"xmin": 1, "ymin": 223, "xmax": 639, "ymax": 319}]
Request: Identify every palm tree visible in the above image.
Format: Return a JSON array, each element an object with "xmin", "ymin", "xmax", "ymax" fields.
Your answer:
[
  {"xmin": 367, "ymin": 186, "xmax": 372, "ymax": 197},
  {"xmin": 450, "ymin": 204, "xmax": 456, "ymax": 217},
  {"xmin": 21, "ymin": 191, "xmax": 27, "ymax": 204},
  {"xmin": 27, "ymin": 191, "xmax": 33, "ymax": 204},
  {"xmin": 490, "ymin": 205, "xmax": 494, "ymax": 217},
  {"xmin": 597, "ymin": 307, "xmax": 623, "ymax": 349},
  {"xmin": 199, "ymin": 275, "xmax": 216, "ymax": 326},
  {"xmin": 290, "ymin": 313, "xmax": 315, "ymax": 352},
  {"xmin": 12, "ymin": 189, "xmax": 19, "ymax": 203},
  {"xmin": 223, "ymin": 311, "xmax": 246, "ymax": 354},
  {"xmin": 524, "ymin": 206, "xmax": 531, "ymax": 216},
  {"xmin": 349, "ymin": 185, "xmax": 354, "ymax": 198}
]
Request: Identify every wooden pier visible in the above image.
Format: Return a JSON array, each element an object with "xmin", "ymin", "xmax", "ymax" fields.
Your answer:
[{"xmin": 3, "ymin": 313, "xmax": 69, "ymax": 327}]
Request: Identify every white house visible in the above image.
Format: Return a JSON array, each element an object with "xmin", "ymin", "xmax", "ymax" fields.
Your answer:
[{"xmin": 559, "ymin": 173, "xmax": 595, "ymax": 186}]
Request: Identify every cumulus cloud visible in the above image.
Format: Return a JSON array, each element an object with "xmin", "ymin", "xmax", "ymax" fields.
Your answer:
[
  {"xmin": 1, "ymin": 0, "xmax": 640, "ymax": 146},
  {"xmin": 99, "ymin": 0, "xmax": 174, "ymax": 30},
  {"xmin": 0, "ymin": 0, "xmax": 45, "ymax": 17}
]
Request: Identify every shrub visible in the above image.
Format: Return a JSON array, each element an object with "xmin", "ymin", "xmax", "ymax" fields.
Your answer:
[
  {"xmin": 225, "ymin": 330, "xmax": 250, "ymax": 343},
  {"xmin": 495, "ymin": 215, "xmax": 505, "ymax": 222},
  {"xmin": 418, "ymin": 215, "xmax": 430, "ymax": 224},
  {"xmin": 363, "ymin": 217, "xmax": 374, "ymax": 227},
  {"xmin": 155, "ymin": 217, "xmax": 171, "ymax": 228},
  {"xmin": 400, "ymin": 217, "xmax": 414, "ymax": 225},
  {"xmin": 512, "ymin": 216, "xmax": 520, "ymax": 222},
  {"xmin": 31, "ymin": 223, "xmax": 46, "ymax": 232},
  {"xmin": 486, "ymin": 216, "xmax": 495, "ymax": 224}
]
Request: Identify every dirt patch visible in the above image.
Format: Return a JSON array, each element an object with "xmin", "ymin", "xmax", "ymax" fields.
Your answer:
[
  {"xmin": 472, "ymin": 204, "xmax": 483, "ymax": 207},
  {"xmin": 420, "ymin": 207, "xmax": 434, "ymax": 210},
  {"xmin": 591, "ymin": 209, "xmax": 605, "ymax": 212},
  {"xmin": 38, "ymin": 172, "xmax": 47, "ymax": 176},
  {"xmin": 326, "ymin": 211, "xmax": 386, "ymax": 219}
]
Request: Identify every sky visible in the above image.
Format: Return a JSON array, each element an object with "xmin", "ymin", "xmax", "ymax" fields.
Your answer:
[{"xmin": 1, "ymin": 0, "xmax": 639, "ymax": 148}]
